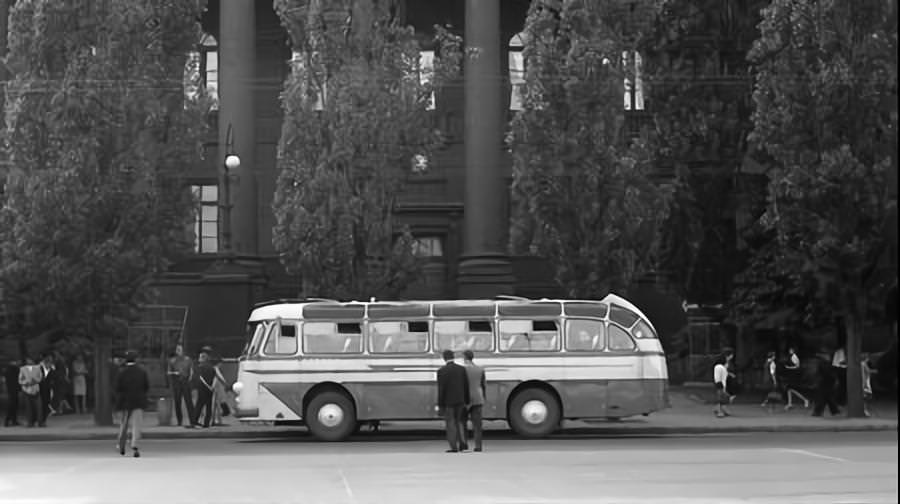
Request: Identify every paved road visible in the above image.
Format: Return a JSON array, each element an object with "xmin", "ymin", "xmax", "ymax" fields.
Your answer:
[{"xmin": 0, "ymin": 432, "xmax": 896, "ymax": 504}]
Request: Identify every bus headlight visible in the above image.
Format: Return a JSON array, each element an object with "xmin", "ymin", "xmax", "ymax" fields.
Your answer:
[{"xmin": 232, "ymin": 381, "xmax": 244, "ymax": 394}]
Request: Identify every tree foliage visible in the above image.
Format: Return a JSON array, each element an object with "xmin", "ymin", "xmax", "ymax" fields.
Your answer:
[
  {"xmin": 272, "ymin": 0, "xmax": 461, "ymax": 300},
  {"xmin": 642, "ymin": 0, "xmax": 768, "ymax": 302},
  {"xmin": 508, "ymin": 0, "xmax": 672, "ymax": 299},
  {"xmin": 0, "ymin": 0, "xmax": 207, "ymax": 350},
  {"xmin": 747, "ymin": 0, "xmax": 897, "ymax": 416}
]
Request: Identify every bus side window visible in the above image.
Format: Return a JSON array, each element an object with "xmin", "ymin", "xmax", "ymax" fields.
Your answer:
[
  {"xmin": 433, "ymin": 320, "xmax": 464, "ymax": 351},
  {"xmin": 609, "ymin": 304, "xmax": 639, "ymax": 328},
  {"xmin": 499, "ymin": 320, "xmax": 530, "ymax": 351},
  {"xmin": 467, "ymin": 321, "xmax": 493, "ymax": 351},
  {"xmin": 631, "ymin": 319, "xmax": 657, "ymax": 339},
  {"xmin": 433, "ymin": 320, "xmax": 493, "ymax": 352},
  {"xmin": 499, "ymin": 320, "xmax": 559, "ymax": 351},
  {"xmin": 607, "ymin": 324, "xmax": 636, "ymax": 352},
  {"xmin": 369, "ymin": 321, "xmax": 429, "ymax": 353},
  {"xmin": 263, "ymin": 320, "xmax": 298, "ymax": 355},
  {"xmin": 566, "ymin": 319, "xmax": 605, "ymax": 351},
  {"xmin": 303, "ymin": 322, "xmax": 362, "ymax": 354},
  {"xmin": 338, "ymin": 322, "xmax": 363, "ymax": 353},
  {"xmin": 531, "ymin": 320, "xmax": 559, "ymax": 350}
]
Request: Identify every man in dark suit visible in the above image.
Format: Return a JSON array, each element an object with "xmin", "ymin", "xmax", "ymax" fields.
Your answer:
[
  {"xmin": 436, "ymin": 349, "xmax": 469, "ymax": 452},
  {"xmin": 115, "ymin": 350, "xmax": 149, "ymax": 457},
  {"xmin": 4, "ymin": 359, "xmax": 21, "ymax": 426},
  {"xmin": 811, "ymin": 350, "xmax": 841, "ymax": 417},
  {"xmin": 38, "ymin": 353, "xmax": 56, "ymax": 426}
]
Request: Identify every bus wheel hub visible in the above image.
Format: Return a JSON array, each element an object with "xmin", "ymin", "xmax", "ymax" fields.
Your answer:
[
  {"xmin": 318, "ymin": 404, "xmax": 344, "ymax": 427},
  {"xmin": 521, "ymin": 400, "xmax": 547, "ymax": 424}
]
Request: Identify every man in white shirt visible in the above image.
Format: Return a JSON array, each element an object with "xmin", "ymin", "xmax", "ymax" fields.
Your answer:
[
  {"xmin": 713, "ymin": 349, "xmax": 734, "ymax": 418},
  {"xmin": 17, "ymin": 358, "xmax": 43, "ymax": 427},
  {"xmin": 832, "ymin": 346, "xmax": 848, "ymax": 405}
]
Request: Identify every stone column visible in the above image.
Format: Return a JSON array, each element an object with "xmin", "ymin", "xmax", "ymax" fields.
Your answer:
[
  {"xmin": 219, "ymin": 0, "xmax": 257, "ymax": 255},
  {"xmin": 457, "ymin": 0, "xmax": 514, "ymax": 299}
]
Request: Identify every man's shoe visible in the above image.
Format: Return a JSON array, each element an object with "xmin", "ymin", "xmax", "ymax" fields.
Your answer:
[
  {"xmin": 133, "ymin": 448, "xmax": 140, "ymax": 458},
  {"xmin": 445, "ymin": 449, "xmax": 458, "ymax": 453},
  {"xmin": 474, "ymin": 448, "xmax": 482, "ymax": 452}
]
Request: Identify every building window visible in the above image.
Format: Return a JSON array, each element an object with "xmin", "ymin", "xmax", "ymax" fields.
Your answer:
[
  {"xmin": 419, "ymin": 50, "xmax": 435, "ymax": 111},
  {"xmin": 509, "ymin": 33, "xmax": 526, "ymax": 111},
  {"xmin": 192, "ymin": 184, "xmax": 218, "ymax": 254},
  {"xmin": 184, "ymin": 33, "xmax": 219, "ymax": 110},
  {"xmin": 411, "ymin": 236, "xmax": 443, "ymax": 258},
  {"xmin": 623, "ymin": 50, "xmax": 644, "ymax": 111},
  {"xmin": 291, "ymin": 50, "xmax": 325, "ymax": 111}
]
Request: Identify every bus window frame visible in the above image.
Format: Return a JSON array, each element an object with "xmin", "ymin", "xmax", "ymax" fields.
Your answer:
[
  {"xmin": 366, "ymin": 319, "xmax": 432, "ymax": 355},
  {"xmin": 431, "ymin": 318, "xmax": 496, "ymax": 353},
  {"xmin": 260, "ymin": 318, "xmax": 300, "ymax": 357},
  {"xmin": 246, "ymin": 321, "xmax": 270, "ymax": 357},
  {"xmin": 497, "ymin": 318, "xmax": 562, "ymax": 353},
  {"xmin": 564, "ymin": 318, "xmax": 606, "ymax": 352},
  {"xmin": 605, "ymin": 322, "xmax": 638, "ymax": 353},
  {"xmin": 301, "ymin": 320, "xmax": 365, "ymax": 355}
]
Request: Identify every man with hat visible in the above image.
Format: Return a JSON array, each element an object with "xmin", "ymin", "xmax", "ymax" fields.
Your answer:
[
  {"xmin": 436, "ymin": 349, "xmax": 470, "ymax": 452},
  {"xmin": 115, "ymin": 350, "xmax": 149, "ymax": 457}
]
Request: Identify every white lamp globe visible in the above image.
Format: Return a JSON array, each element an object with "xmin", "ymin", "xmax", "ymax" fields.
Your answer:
[{"xmin": 224, "ymin": 154, "xmax": 241, "ymax": 170}]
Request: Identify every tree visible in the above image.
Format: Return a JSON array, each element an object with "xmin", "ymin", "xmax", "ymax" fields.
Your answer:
[
  {"xmin": 642, "ymin": 0, "xmax": 768, "ymax": 303},
  {"xmin": 0, "ymin": 0, "xmax": 208, "ymax": 425},
  {"xmin": 748, "ymin": 0, "xmax": 897, "ymax": 417},
  {"xmin": 508, "ymin": 0, "xmax": 672, "ymax": 299},
  {"xmin": 272, "ymin": 0, "xmax": 461, "ymax": 300}
]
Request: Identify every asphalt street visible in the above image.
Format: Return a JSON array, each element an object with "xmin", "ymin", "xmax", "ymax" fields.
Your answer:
[{"xmin": 0, "ymin": 431, "xmax": 896, "ymax": 504}]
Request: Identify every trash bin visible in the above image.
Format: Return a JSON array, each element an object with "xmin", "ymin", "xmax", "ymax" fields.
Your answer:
[{"xmin": 157, "ymin": 397, "xmax": 172, "ymax": 426}]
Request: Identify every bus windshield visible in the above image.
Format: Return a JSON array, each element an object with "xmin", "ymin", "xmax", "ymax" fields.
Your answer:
[{"xmin": 242, "ymin": 321, "xmax": 267, "ymax": 357}]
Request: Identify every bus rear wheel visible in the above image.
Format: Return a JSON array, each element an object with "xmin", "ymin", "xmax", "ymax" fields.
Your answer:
[
  {"xmin": 508, "ymin": 388, "xmax": 560, "ymax": 438},
  {"xmin": 305, "ymin": 391, "xmax": 357, "ymax": 442}
]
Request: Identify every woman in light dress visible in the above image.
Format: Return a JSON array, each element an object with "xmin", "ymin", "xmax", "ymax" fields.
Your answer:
[{"xmin": 71, "ymin": 354, "xmax": 89, "ymax": 414}]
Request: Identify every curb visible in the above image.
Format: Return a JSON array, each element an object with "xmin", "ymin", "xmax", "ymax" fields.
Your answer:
[{"xmin": 1, "ymin": 422, "xmax": 896, "ymax": 442}]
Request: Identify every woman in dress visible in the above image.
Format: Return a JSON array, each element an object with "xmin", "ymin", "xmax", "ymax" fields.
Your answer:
[
  {"xmin": 71, "ymin": 354, "xmax": 88, "ymax": 414},
  {"xmin": 211, "ymin": 358, "xmax": 231, "ymax": 426},
  {"xmin": 782, "ymin": 347, "xmax": 810, "ymax": 410}
]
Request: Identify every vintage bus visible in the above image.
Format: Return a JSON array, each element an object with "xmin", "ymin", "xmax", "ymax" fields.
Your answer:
[{"xmin": 231, "ymin": 294, "xmax": 669, "ymax": 441}]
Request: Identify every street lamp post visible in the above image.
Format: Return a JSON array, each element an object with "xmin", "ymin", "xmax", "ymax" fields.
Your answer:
[{"xmin": 222, "ymin": 123, "xmax": 240, "ymax": 254}]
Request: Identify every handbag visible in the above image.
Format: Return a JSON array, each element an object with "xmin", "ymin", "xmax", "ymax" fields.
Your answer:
[{"xmin": 220, "ymin": 401, "xmax": 231, "ymax": 417}]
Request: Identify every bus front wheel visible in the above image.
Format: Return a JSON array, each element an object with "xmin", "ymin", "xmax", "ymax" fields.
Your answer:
[
  {"xmin": 305, "ymin": 391, "xmax": 357, "ymax": 442},
  {"xmin": 508, "ymin": 388, "xmax": 560, "ymax": 438}
]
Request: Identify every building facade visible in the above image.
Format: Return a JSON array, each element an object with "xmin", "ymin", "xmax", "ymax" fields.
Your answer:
[{"xmin": 152, "ymin": 0, "xmax": 678, "ymax": 357}]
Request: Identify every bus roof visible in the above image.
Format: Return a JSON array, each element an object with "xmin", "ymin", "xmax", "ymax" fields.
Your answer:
[
  {"xmin": 247, "ymin": 296, "xmax": 655, "ymax": 332},
  {"xmin": 601, "ymin": 293, "xmax": 657, "ymax": 335}
]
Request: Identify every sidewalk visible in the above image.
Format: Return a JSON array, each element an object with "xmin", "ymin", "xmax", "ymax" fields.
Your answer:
[{"xmin": 1, "ymin": 388, "xmax": 895, "ymax": 442}]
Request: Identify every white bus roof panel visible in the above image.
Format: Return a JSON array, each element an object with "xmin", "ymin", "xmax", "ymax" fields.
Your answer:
[{"xmin": 248, "ymin": 303, "xmax": 306, "ymax": 322}]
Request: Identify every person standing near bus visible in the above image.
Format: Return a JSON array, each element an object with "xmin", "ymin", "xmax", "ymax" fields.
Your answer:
[
  {"xmin": 115, "ymin": 351, "xmax": 149, "ymax": 458},
  {"xmin": 167, "ymin": 344, "xmax": 196, "ymax": 427},
  {"xmin": 193, "ymin": 351, "xmax": 216, "ymax": 428},
  {"xmin": 436, "ymin": 349, "xmax": 469, "ymax": 452},
  {"xmin": 462, "ymin": 350, "xmax": 486, "ymax": 452},
  {"xmin": 713, "ymin": 349, "xmax": 734, "ymax": 418}
]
